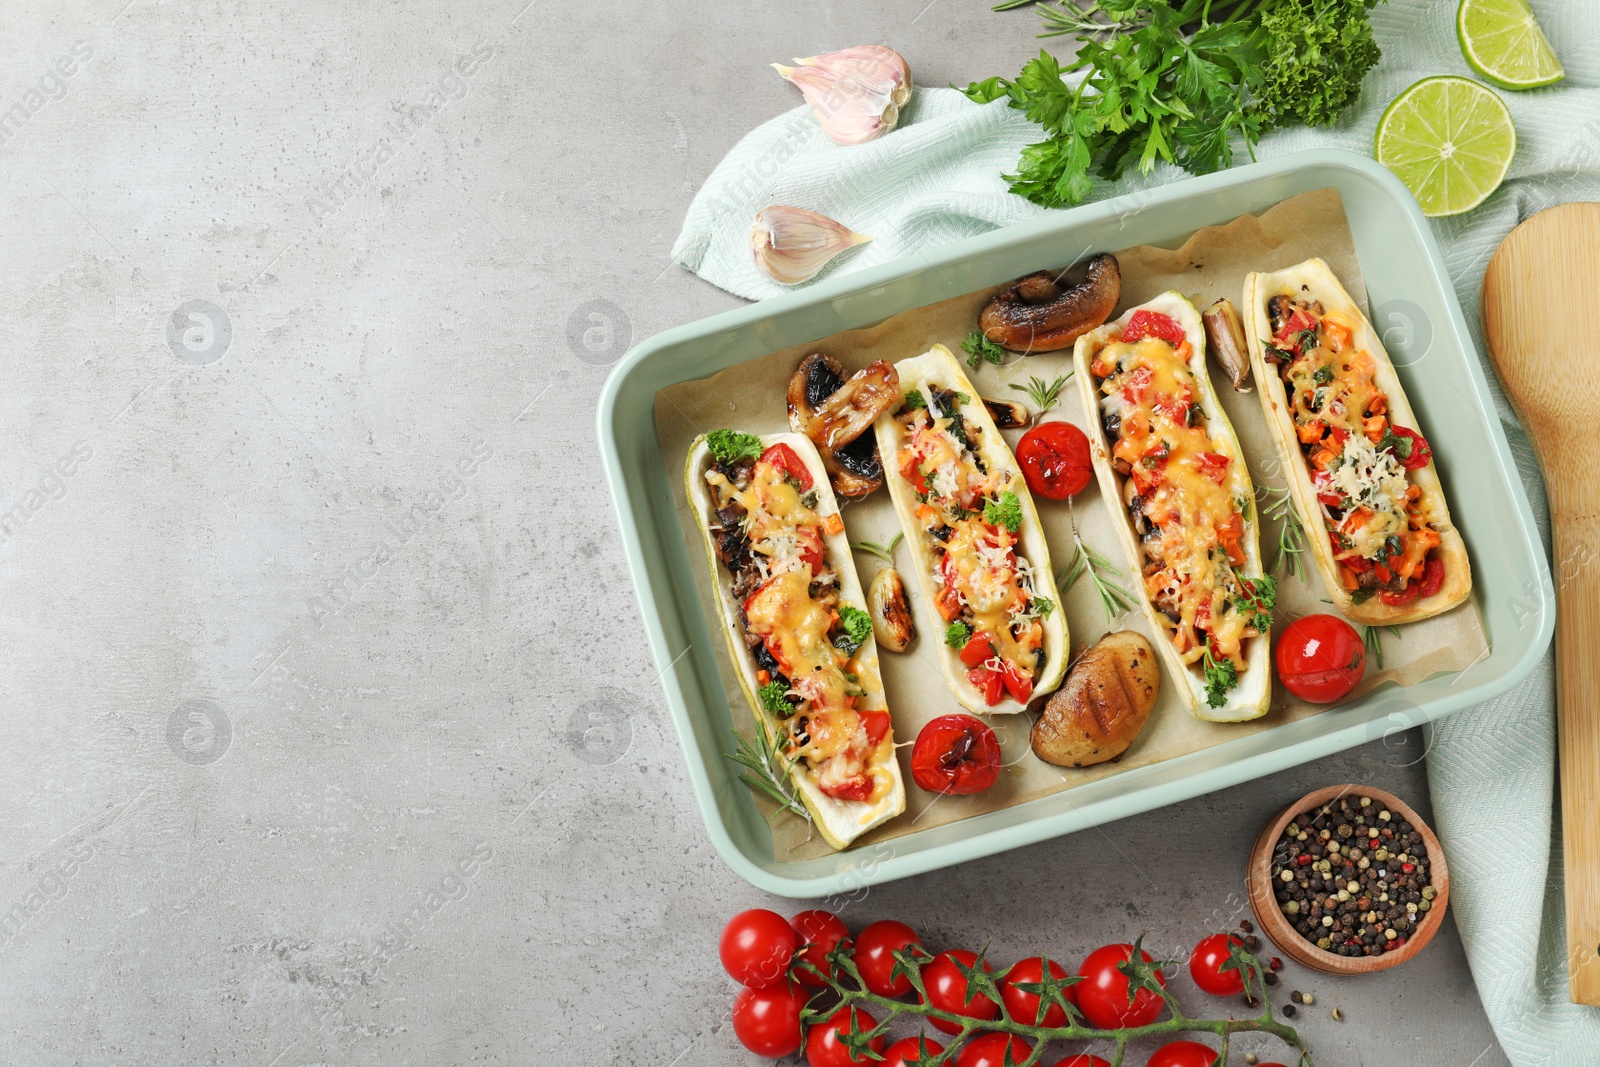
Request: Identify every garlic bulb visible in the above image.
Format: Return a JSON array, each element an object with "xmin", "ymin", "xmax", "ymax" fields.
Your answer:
[
  {"xmin": 750, "ymin": 206, "xmax": 871, "ymax": 285},
  {"xmin": 773, "ymin": 45, "xmax": 912, "ymax": 146}
]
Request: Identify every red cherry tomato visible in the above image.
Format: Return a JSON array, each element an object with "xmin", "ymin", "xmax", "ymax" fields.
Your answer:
[
  {"xmin": 1017, "ymin": 421, "xmax": 1094, "ymax": 500},
  {"xmin": 792, "ymin": 910, "xmax": 850, "ymax": 988},
  {"xmin": 855, "ymin": 920, "xmax": 923, "ymax": 997},
  {"xmin": 807, "ymin": 1007, "xmax": 885, "ymax": 1067},
  {"xmin": 1418, "ymin": 556, "xmax": 1445, "ymax": 599},
  {"xmin": 956, "ymin": 1033, "xmax": 1032, "ymax": 1067},
  {"xmin": 1387, "ymin": 425, "xmax": 1432, "ymax": 470},
  {"xmin": 730, "ymin": 981, "xmax": 807, "ymax": 1057},
  {"xmin": 1275, "ymin": 613, "xmax": 1366, "ymax": 704},
  {"xmin": 758, "ymin": 443, "xmax": 814, "ymax": 489},
  {"xmin": 720, "ymin": 908, "xmax": 801, "ymax": 989},
  {"xmin": 911, "ymin": 715, "xmax": 1002, "ymax": 796},
  {"xmin": 959, "ymin": 632, "xmax": 998, "ymax": 667},
  {"xmin": 1001, "ymin": 956, "xmax": 1074, "ymax": 1027},
  {"xmin": 1075, "ymin": 944, "xmax": 1166, "ymax": 1029},
  {"xmin": 922, "ymin": 950, "xmax": 1000, "ymax": 1034},
  {"xmin": 1121, "ymin": 309, "xmax": 1186, "ymax": 346},
  {"xmin": 1188, "ymin": 933, "xmax": 1249, "ymax": 997},
  {"xmin": 1147, "ymin": 1040, "xmax": 1221, "ymax": 1067},
  {"xmin": 1052, "ymin": 1058, "xmax": 1112, "ymax": 1067},
  {"xmin": 881, "ymin": 1036, "xmax": 946, "ymax": 1067}
]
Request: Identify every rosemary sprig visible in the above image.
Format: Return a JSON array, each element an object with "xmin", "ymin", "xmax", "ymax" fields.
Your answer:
[
  {"xmin": 1008, "ymin": 372, "xmax": 1073, "ymax": 415},
  {"xmin": 849, "ymin": 532, "xmax": 903, "ymax": 565},
  {"xmin": 798, "ymin": 937, "xmax": 1314, "ymax": 1067},
  {"xmin": 1362, "ymin": 622, "xmax": 1401, "ymax": 671},
  {"xmin": 727, "ymin": 728, "xmax": 810, "ymax": 824},
  {"xmin": 991, "ymin": 0, "xmax": 1140, "ymax": 37},
  {"xmin": 962, "ymin": 331, "xmax": 1009, "ymax": 370},
  {"xmin": 1058, "ymin": 533, "xmax": 1140, "ymax": 623},
  {"xmin": 1258, "ymin": 484, "xmax": 1309, "ymax": 580}
]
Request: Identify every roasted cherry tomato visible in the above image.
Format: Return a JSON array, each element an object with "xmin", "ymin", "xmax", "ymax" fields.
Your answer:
[
  {"xmin": 854, "ymin": 920, "xmax": 923, "ymax": 997},
  {"xmin": 1075, "ymin": 944, "xmax": 1165, "ymax": 1029},
  {"xmin": 1121, "ymin": 309, "xmax": 1186, "ymax": 346},
  {"xmin": 882, "ymin": 1036, "xmax": 945, "ymax": 1067},
  {"xmin": 1387, "ymin": 425, "xmax": 1432, "ymax": 470},
  {"xmin": 1001, "ymin": 955, "xmax": 1074, "ymax": 1027},
  {"xmin": 956, "ymin": 1033, "xmax": 1032, "ymax": 1067},
  {"xmin": 730, "ymin": 981, "xmax": 807, "ymax": 1057},
  {"xmin": 1418, "ymin": 556, "xmax": 1445, "ymax": 599},
  {"xmin": 720, "ymin": 908, "xmax": 802, "ymax": 988},
  {"xmin": 1276, "ymin": 613, "xmax": 1365, "ymax": 704},
  {"xmin": 1017, "ymin": 421, "xmax": 1094, "ymax": 500},
  {"xmin": 791, "ymin": 910, "xmax": 850, "ymax": 988},
  {"xmin": 1051, "ymin": 1058, "xmax": 1112, "ymax": 1067},
  {"xmin": 807, "ymin": 1007, "xmax": 885, "ymax": 1067},
  {"xmin": 1188, "ymin": 933, "xmax": 1249, "ymax": 997},
  {"xmin": 758, "ymin": 442, "xmax": 814, "ymax": 490},
  {"xmin": 911, "ymin": 715, "xmax": 1002, "ymax": 796},
  {"xmin": 922, "ymin": 950, "xmax": 1000, "ymax": 1034},
  {"xmin": 1147, "ymin": 1040, "xmax": 1222, "ymax": 1067}
]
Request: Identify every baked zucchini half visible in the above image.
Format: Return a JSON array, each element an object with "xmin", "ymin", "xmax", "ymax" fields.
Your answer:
[
  {"xmin": 873, "ymin": 344, "xmax": 1068, "ymax": 715},
  {"xmin": 1074, "ymin": 292, "xmax": 1273, "ymax": 722},
  {"xmin": 1243, "ymin": 258, "xmax": 1471, "ymax": 625},
  {"xmin": 686, "ymin": 430, "xmax": 905, "ymax": 850}
]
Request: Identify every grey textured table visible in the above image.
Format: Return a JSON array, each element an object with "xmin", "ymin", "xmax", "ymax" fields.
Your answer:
[{"xmin": 0, "ymin": 2, "xmax": 1510, "ymax": 1064}]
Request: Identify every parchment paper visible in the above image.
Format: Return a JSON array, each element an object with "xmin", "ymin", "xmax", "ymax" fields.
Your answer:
[{"xmin": 654, "ymin": 189, "xmax": 1488, "ymax": 858}]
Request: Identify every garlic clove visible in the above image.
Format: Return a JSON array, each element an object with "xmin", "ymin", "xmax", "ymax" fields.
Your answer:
[
  {"xmin": 773, "ymin": 45, "xmax": 912, "ymax": 146},
  {"xmin": 750, "ymin": 206, "xmax": 871, "ymax": 285}
]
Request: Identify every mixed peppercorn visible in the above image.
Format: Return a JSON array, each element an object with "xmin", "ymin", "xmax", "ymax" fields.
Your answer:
[{"xmin": 1270, "ymin": 793, "xmax": 1436, "ymax": 957}]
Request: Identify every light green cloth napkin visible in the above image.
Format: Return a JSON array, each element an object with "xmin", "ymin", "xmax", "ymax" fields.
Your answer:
[{"xmin": 672, "ymin": 2, "xmax": 1599, "ymax": 1061}]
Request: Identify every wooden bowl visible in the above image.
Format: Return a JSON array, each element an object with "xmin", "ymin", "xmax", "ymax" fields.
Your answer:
[{"xmin": 1247, "ymin": 784, "xmax": 1450, "ymax": 976}]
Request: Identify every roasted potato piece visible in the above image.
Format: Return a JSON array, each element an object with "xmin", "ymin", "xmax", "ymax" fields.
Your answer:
[
  {"xmin": 1031, "ymin": 630, "xmax": 1159, "ymax": 768},
  {"xmin": 867, "ymin": 567, "xmax": 915, "ymax": 652}
]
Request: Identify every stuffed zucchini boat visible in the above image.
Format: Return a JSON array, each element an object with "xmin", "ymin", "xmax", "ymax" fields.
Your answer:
[
  {"xmin": 686, "ymin": 429, "xmax": 905, "ymax": 850},
  {"xmin": 1243, "ymin": 258, "xmax": 1471, "ymax": 625},
  {"xmin": 873, "ymin": 344, "xmax": 1068, "ymax": 715},
  {"xmin": 1074, "ymin": 293, "xmax": 1274, "ymax": 721}
]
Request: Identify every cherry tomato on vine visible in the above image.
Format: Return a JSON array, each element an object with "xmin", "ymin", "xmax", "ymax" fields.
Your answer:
[
  {"xmin": 1188, "ymin": 933, "xmax": 1250, "ymax": 997},
  {"xmin": 911, "ymin": 715, "xmax": 1002, "ymax": 796},
  {"xmin": 1001, "ymin": 956, "xmax": 1074, "ymax": 1027},
  {"xmin": 923, "ymin": 950, "xmax": 1001, "ymax": 1034},
  {"xmin": 956, "ymin": 1033, "xmax": 1032, "ymax": 1067},
  {"xmin": 730, "ymin": 981, "xmax": 807, "ymax": 1057},
  {"xmin": 1275, "ymin": 614, "xmax": 1365, "ymax": 704},
  {"xmin": 1075, "ymin": 944, "xmax": 1166, "ymax": 1029},
  {"xmin": 881, "ymin": 1036, "xmax": 945, "ymax": 1067},
  {"xmin": 1146, "ymin": 1040, "xmax": 1222, "ymax": 1067},
  {"xmin": 720, "ymin": 908, "xmax": 801, "ymax": 988},
  {"xmin": 1052, "ymin": 1057, "xmax": 1112, "ymax": 1067},
  {"xmin": 1017, "ymin": 421, "xmax": 1094, "ymax": 500},
  {"xmin": 806, "ymin": 1007, "xmax": 885, "ymax": 1067},
  {"xmin": 792, "ymin": 909, "xmax": 850, "ymax": 987},
  {"xmin": 855, "ymin": 920, "xmax": 923, "ymax": 998}
]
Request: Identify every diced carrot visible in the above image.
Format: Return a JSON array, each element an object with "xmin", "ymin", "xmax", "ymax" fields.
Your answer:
[
  {"xmin": 1346, "ymin": 507, "xmax": 1374, "ymax": 529},
  {"xmin": 756, "ymin": 670, "xmax": 771, "ymax": 685},
  {"xmin": 1175, "ymin": 340, "xmax": 1192, "ymax": 361},
  {"xmin": 823, "ymin": 513, "xmax": 845, "ymax": 537},
  {"xmin": 1297, "ymin": 418, "xmax": 1327, "ymax": 444},
  {"xmin": 1339, "ymin": 564, "xmax": 1360, "ymax": 591},
  {"xmin": 1395, "ymin": 528, "xmax": 1441, "ymax": 580},
  {"xmin": 1311, "ymin": 447, "xmax": 1337, "ymax": 470},
  {"xmin": 1368, "ymin": 393, "xmax": 1388, "ymax": 415},
  {"xmin": 1405, "ymin": 484, "xmax": 1422, "ymax": 501},
  {"xmin": 1364, "ymin": 415, "xmax": 1387, "ymax": 443},
  {"xmin": 1092, "ymin": 357, "xmax": 1115, "ymax": 378},
  {"xmin": 915, "ymin": 503, "xmax": 940, "ymax": 527},
  {"xmin": 1324, "ymin": 321, "xmax": 1352, "ymax": 352}
]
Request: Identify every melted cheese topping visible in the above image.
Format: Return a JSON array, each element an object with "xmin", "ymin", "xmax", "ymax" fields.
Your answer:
[
  {"xmin": 1098, "ymin": 335, "xmax": 1255, "ymax": 667},
  {"xmin": 941, "ymin": 517, "xmax": 1035, "ymax": 670}
]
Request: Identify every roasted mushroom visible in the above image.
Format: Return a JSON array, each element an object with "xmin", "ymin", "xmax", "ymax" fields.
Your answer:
[
  {"xmin": 787, "ymin": 352, "xmax": 899, "ymax": 497},
  {"xmin": 1202, "ymin": 297, "xmax": 1252, "ymax": 391},
  {"xmin": 979, "ymin": 253, "xmax": 1121, "ymax": 354}
]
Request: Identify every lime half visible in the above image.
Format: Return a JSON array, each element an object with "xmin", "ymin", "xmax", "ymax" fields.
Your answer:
[
  {"xmin": 1458, "ymin": 0, "xmax": 1564, "ymax": 90},
  {"xmin": 1375, "ymin": 76, "xmax": 1517, "ymax": 218}
]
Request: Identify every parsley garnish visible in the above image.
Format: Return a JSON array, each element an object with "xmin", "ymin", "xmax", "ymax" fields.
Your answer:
[
  {"xmin": 1239, "ymin": 573, "xmax": 1278, "ymax": 632},
  {"xmin": 983, "ymin": 491, "xmax": 1023, "ymax": 533},
  {"xmin": 904, "ymin": 389, "xmax": 928, "ymax": 410},
  {"xmin": 1032, "ymin": 597, "xmax": 1055, "ymax": 619},
  {"xmin": 1375, "ymin": 428, "xmax": 1413, "ymax": 459},
  {"xmin": 706, "ymin": 429, "xmax": 763, "ymax": 466},
  {"xmin": 944, "ymin": 621, "xmax": 971, "ymax": 649},
  {"xmin": 757, "ymin": 681, "xmax": 795, "ymax": 718},
  {"xmin": 1202, "ymin": 644, "xmax": 1239, "ymax": 709},
  {"xmin": 834, "ymin": 605, "xmax": 873, "ymax": 655},
  {"xmin": 962, "ymin": 331, "xmax": 1008, "ymax": 370}
]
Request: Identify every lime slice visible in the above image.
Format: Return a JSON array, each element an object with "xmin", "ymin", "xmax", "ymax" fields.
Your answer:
[
  {"xmin": 1375, "ymin": 76, "xmax": 1517, "ymax": 218},
  {"xmin": 1458, "ymin": 0, "xmax": 1564, "ymax": 90}
]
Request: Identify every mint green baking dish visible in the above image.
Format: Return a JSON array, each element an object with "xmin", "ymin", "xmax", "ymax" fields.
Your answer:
[{"xmin": 597, "ymin": 149, "xmax": 1554, "ymax": 898}]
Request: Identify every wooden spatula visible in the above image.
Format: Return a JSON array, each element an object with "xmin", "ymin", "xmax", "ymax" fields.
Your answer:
[{"xmin": 1482, "ymin": 201, "xmax": 1600, "ymax": 1006}]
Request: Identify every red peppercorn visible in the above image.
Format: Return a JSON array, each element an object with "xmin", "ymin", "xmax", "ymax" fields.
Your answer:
[
  {"xmin": 1367, "ymin": 839, "xmax": 1380, "ymax": 850},
  {"xmin": 1269, "ymin": 957, "xmax": 1283, "ymax": 972},
  {"xmin": 1298, "ymin": 854, "xmax": 1313, "ymax": 866},
  {"xmin": 1402, "ymin": 862, "xmax": 1415, "ymax": 873}
]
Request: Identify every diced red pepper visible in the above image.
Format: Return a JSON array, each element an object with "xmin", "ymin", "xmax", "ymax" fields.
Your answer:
[
  {"xmin": 1380, "ymin": 584, "xmax": 1419, "ymax": 607},
  {"xmin": 758, "ymin": 443, "xmax": 813, "ymax": 490},
  {"xmin": 959, "ymin": 632, "xmax": 997, "ymax": 668},
  {"xmin": 1121, "ymin": 310, "xmax": 1186, "ymax": 346},
  {"xmin": 1197, "ymin": 451, "xmax": 1231, "ymax": 484},
  {"xmin": 821, "ymin": 775, "xmax": 873, "ymax": 802},
  {"xmin": 860, "ymin": 710, "xmax": 892, "ymax": 749},
  {"xmin": 1388, "ymin": 426, "xmax": 1432, "ymax": 471},
  {"xmin": 967, "ymin": 667, "xmax": 1004, "ymax": 707},
  {"xmin": 999, "ymin": 661, "xmax": 1033, "ymax": 704},
  {"xmin": 1418, "ymin": 557, "xmax": 1445, "ymax": 599},
  {"xmin": 1120, "ymin": 365, "xmax": 1155, "ymax": 404},
  {"xmin": 898, "ymin": 449, "xmax": 929, "ymax": 495}
]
